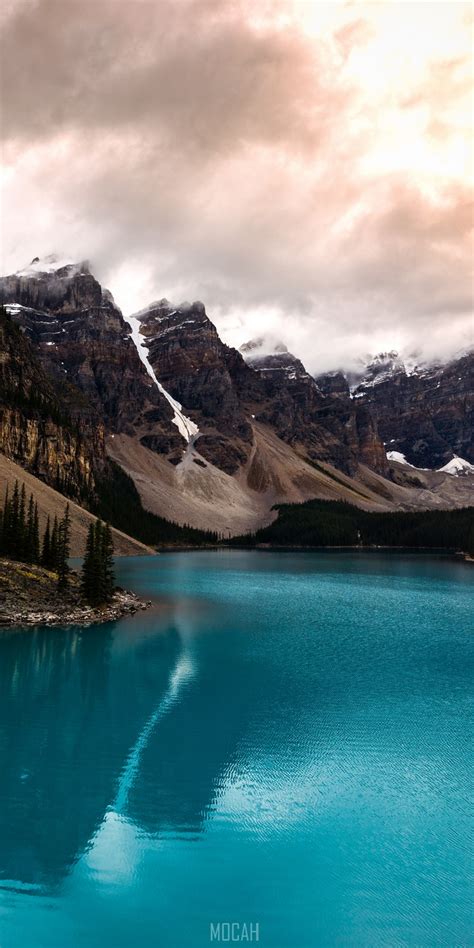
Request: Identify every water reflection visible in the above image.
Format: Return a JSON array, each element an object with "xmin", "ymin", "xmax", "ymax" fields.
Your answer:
[
  {"xmin": 0, "ymin": 615, "xmax": 184, "ymax": 888},
  {"xmin": 0, "ymin": 592, "xmax": 259, "ymax": 893}
]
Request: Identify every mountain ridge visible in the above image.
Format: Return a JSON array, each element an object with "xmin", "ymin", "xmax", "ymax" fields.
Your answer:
[{"xmin": 1, "ymin": 257, "xmax": 472, "ymax": 537}]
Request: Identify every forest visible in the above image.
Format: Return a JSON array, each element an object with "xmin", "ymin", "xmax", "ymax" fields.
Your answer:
[{"xmin": 230, "ymin": 499, "xmax": 474, "ymax": 553}]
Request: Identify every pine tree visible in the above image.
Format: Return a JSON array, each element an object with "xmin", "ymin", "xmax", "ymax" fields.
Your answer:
[
  {"xmin": 101, "ymin": 522, "xmax": 115, "ymax": 602},
  {"xmin": 42, "ymin": 516, "xmax": 51, "ymax": 569},
  {"xmin": 81, "ymin": 522, "xmax": 97, "ymax": 603},
  {"xmin": 18, "ymin": 484, "xmax": 26, "ymax": 560},
  {"xmin": 32, "ymin": 502, "xmax": 40, "ymax": 563},
  {"xmin": 10, "ymin": 481, "xmax": 20, "ymax": 559},
  {"xmin": 25, "ymin": 493, "xmax": 35, "ymax": 562},
  {"xmin": 57, "ymin": 503, "xmax": 71, "ymax": 589},
  {"xmin": 50, "ymin": 516, "xmax": 59, "ymax": 571},
  {"xmin": 80, "ymin": 518, "xmax": 115, "ymax": 605}
]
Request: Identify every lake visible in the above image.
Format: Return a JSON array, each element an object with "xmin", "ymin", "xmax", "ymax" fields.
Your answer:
[{"xmin": 0, "ymin": 551, "xmax": 472, "ymax": 947}]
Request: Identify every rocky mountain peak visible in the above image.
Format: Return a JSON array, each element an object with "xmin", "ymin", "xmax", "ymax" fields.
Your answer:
[
  {"xmin": 352, "ymin": 351, "xmax": 407, "ymax": 391},
  {"xmin": 239, "ymin": 337, "xmax": 310, "ymax": 385},
  {"xmin": 131, "ymin": 298, "xmax": 255, "ymax": 473}
]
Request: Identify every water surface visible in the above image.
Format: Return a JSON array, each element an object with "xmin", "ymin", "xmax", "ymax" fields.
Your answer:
[{"xmin": 0, "ymin": 551, "xmax": 472, "ymax": 946}]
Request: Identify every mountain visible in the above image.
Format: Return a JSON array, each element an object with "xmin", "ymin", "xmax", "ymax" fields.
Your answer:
[
  {"xmin": 131, "ymin": 299, "xmax": 255, "ymax": 473},
  {"xmin": 337, "ymin": 350, "xmax": 474, "ymax": 470},
  {"xmin": 0, "ymin": 257, "xmax": 184, "ymax": 460},
  {"xmin": 0, "ymin": 305, "xmax": 105, "ymax": 500},
  {"xmin": 239, "ymin": 338, "xmax": 389, "ymax": 476},
  {"xmin": 1, "ymin": 257, "xmax": 472, "ymax": 538}
]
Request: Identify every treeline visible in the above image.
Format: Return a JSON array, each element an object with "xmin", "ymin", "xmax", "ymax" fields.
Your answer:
[
  {"xmin": 92, "ymin": 460, "xmax": 220, "ymax": 546},
  {"xmin": 0, "ymin": 480, "xmax": 71, "ymax": 585},
  {"xmin": 230, "ymin": 499, "xmax": 474, "ymax": 553},
  {"xmin": 0, "ymin": 480, "xmax": 116, "ymax": 604}
]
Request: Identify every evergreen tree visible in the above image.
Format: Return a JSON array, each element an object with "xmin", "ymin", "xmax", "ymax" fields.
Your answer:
[
  {"xmin": 32, "ymin": 502, "xmax": 40, "ymax": 563},
  {"xmin": 18, "ymin": 484, "xmax": 26, "ymax": 560},
  {"xmin": 25, "ymin": 493, "xmax": 35, "ymax": 562},
  {"xmin": 50, "ymin": 516, "xmax": 59, "ymax": 571},
  {"xmin": 94, "ymin": 519, "xmax": 104, "ymax": 600},
  {"xmin": 101, "ymin": 522, "xmax": 115, "ymax": 602},
  {"xmin": 80, "ymin": 518, "xmax": 115, "ymax": 605},
  {"xmin": 42, "ymin": 516, "xmax": 51, "ymax": 569},
  {"xmin": 57, "ymin": 503, "xmax": 71, "ymax": 589},
  {"xmin": 80, "ymin": 522, "xmax": 97, "ymax": 603},
  {"xmin": 10, "ymin": 481, "xmax": 20, "ymax": 559}
]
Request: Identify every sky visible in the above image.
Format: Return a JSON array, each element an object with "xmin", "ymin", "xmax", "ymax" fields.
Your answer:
[{"xmin": 0, "ymin": 0, "xmax": 472, "ymax": 372}]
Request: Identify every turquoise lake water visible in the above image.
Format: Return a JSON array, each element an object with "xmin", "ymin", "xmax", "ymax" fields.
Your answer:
[{"xmin": 0, "ymin": 550, "xmax": 472, "ymax": 947}]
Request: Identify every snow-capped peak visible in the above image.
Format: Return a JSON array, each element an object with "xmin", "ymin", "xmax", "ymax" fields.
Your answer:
[{"xmin": 16, "ymin": 254, "xmax": 84, "ymax": 276}]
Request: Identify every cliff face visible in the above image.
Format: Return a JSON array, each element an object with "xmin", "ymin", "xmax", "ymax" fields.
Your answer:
[
  {"xmin": 0, "ymin": 307, "xmax": 104, "ymax": 498},
  {"xmin": 349, "ymin": 351, "xmax": 474, "ymax": 468},
  {"xmin": 136, "ymin": 300, "xmax": 255, "ymax": 473},
  {"xmin": 241, "ymin": 341, "xmax": 389, "ymax": 476},
  {"xmin": 0, "ymin": 259, "xmax": 184, "ymax": 459}
]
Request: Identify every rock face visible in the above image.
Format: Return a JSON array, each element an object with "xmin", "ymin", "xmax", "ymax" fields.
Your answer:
[
  {"xmin": 0, "ymin": 307, "xmax": 104, "ymax": 499},
  {"xmin": 0, "ymin": 257, "xmax": 184, "ymax": 459},
  {"xmin": 241, "ymin": 340, "xmax": 389, "ymax": 476},
  {"xmin": 349, "ymin": 351, "xmax": 474, "ymax": 468},
  {"xmin": 135, "ymin": 299, "xmax": 255, "ymax": 473}
]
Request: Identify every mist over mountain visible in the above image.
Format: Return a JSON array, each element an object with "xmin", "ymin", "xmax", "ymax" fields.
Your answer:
[{"xmin": 1, "ymin": 256, "xmax": 472, "ymax": 542}]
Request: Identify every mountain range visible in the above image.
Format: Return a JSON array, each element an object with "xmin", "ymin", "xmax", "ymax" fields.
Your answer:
[{"xmin": 0, "ymin": 255, "xmax": 472, "ymax": 540}]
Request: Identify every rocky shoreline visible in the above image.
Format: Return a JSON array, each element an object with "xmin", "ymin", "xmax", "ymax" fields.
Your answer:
[{"xmin": 0, "ymin": 558, "xmax": 151, "ymax": 628}]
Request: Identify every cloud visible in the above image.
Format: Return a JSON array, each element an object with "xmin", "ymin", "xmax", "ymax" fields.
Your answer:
[{"xmin": 1, "ymin": 0, "xmax": 472, "ymax": 372}]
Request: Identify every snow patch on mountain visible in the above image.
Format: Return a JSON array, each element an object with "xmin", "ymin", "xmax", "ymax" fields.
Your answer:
[
  {"xmin": 386, "ymin": 451, "xmax": 431, "ymax": 470},
  {"xmin": 437, "ymin": 456, "xmax": 474, "ymax": 476},
  {"xmin": 386, "ymin": 450, "xmax": 412, "ymax": 465},
  {"xmin": 125, "ymin": 315, "xmax": 198, "ymax": 443}
]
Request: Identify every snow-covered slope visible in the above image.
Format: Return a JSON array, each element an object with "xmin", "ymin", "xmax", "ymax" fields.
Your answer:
[
  {"xmin": 387, "ymin": 450, "xmax": 474, "ymax": 477},
  {"xmin": 125, "ymin": 315, "xmax": 198, "ymax": 442},
  {"xmin": 437, "ymin": 456, "xmax": 474, "ymax": 476}
]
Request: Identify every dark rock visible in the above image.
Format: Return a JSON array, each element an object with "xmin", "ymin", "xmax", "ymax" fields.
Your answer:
[
  {"xmin": 240, "ymin": 340, "xmax": 389, "ymax": 476},
  {"xmin": 134, "ymin": 299, "xmax": 255, "ymax": 471},
  {"xmin": 0, "ymin": 260, "xmax": 185, "ymax": 462},
  {"xmin": 351, "ymin": 351, "xmax": 474, "ymax": 468}
]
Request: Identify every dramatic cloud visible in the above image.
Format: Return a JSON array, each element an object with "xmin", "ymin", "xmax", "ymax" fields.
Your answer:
[{"xmin": 1, "ymin": 0, "xmax": 472, "ymax": 371}]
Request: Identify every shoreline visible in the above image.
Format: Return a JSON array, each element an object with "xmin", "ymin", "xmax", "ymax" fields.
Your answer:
[
  {"xmin": 0, "ymin": 558, "xmax": 152, "ymax": 629},
  {"xmin": 0, "ymin": 589, "xmax": 152, "ymax": 629},
  {"xmin": 155, "ymin": 543, "xmax": 469, "ymax": 555}
]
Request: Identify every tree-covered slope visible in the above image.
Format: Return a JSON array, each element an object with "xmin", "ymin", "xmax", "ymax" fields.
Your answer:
[{"xmin": 231, "ymin": 499, "xmax": 474, "ymax": 552}]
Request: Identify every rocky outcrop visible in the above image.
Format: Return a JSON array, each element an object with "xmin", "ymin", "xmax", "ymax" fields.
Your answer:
[
  {"xmin": 315, "ymin": 370, "xmax": 350, "ymax": 399},
  {"xmin": 350, "ymin": 350, "xmax": 474, "ymax": 468},
  {"xmin": 135, "ymin": 299, "xmax": 255, "ymax": 473}
]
